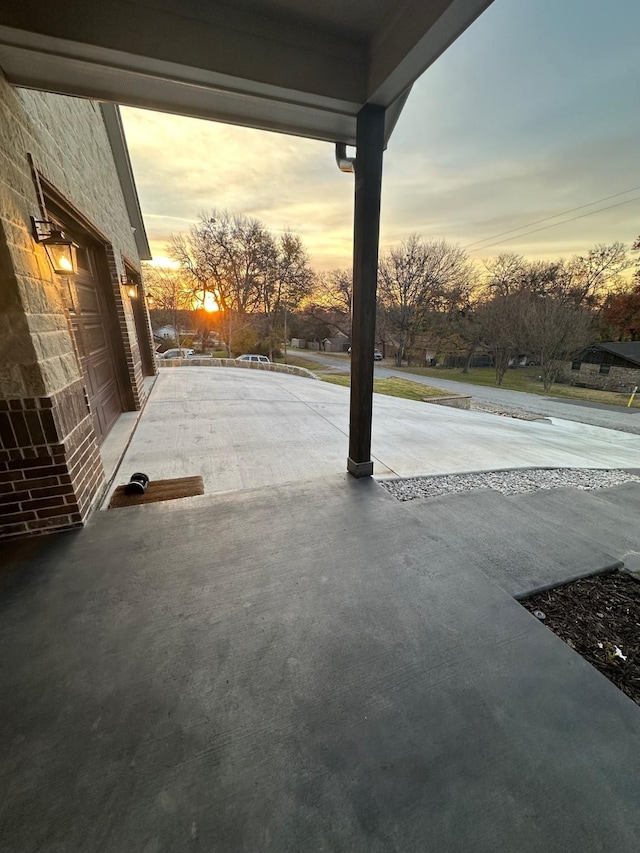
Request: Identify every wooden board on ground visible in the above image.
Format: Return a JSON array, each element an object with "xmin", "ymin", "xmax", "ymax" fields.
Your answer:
[{"xmin": 109, "ymin": 476, "xmax": 204, "ymax": 508}]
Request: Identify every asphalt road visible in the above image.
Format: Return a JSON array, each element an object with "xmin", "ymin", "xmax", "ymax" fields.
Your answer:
[{"xmin": 299, "ymin": 351, "xmax": 640, "ymax": 435}]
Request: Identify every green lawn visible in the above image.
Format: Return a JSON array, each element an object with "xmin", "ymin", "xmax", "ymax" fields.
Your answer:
[
  {"xmin": 320, "ymin": 373, "xmax": 453, "ymax": 401},
  {"xmin": 276, "ymin": 355, "xmax": 326, "ymax": 371},
  {"xmin": 395, "ymin": 365, "xmax": 640, "ymax": 408},
  {"xmin": 289, "ymin": 347, "xmax": 350, "ymax": 360}
]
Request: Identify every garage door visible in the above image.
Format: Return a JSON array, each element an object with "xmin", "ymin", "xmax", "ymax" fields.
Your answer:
[{"xmin": 69, "ymin": 245, "xmax": 122, "ymax": 443}]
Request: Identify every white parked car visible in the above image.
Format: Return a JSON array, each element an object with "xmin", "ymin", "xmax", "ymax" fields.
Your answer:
[
  {"xmin": 156, "ymin": 348, "xmax": 195, "ymax": 359},
  {"xmin": 236, "ymin": 354, "xmax": 270, "ymax": 364}
]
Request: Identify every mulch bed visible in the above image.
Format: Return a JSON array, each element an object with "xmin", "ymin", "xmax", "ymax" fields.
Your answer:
[
  {"xmin": 109, "ymin": 476, "xmax": 204, "ymax": 508},
  {"xmin": 522, "ymin": 570, "xmax": 640, "ymax": 706}
]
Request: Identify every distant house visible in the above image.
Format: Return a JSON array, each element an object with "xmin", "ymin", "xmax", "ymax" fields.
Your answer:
[
  {"xmin": 443, "ymin": 353, "xmax": 493, "ymax": 369},
  {"xmin": 561, "ymin": 342, "xmax": 640, "ymax": 392},
  {"xmin": 322, "ymin": 334, "xmax": 351, "ymax": 353},
  {"xmin": 154, "ymin": 325, "xmax": 198, "ymax": 342},
  {"xmin": 381, "ymin": 336, "xmax": 438, "ymax": 364},
  {"xmin": 155, "ymin": 325, "xmax": 176, "ymax": 340}
]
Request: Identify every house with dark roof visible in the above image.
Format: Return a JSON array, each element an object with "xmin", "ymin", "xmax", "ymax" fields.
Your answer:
[{"xmin": 561, "ymin": 342, "xmax": 640, "ymax": 392}]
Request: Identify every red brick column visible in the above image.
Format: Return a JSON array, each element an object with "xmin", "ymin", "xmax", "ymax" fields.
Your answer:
[
  {"xmin": 0, "ymin": 380, "xmax": 104, "ymax": 539},
  {"xmin": 104, "ymin": 244, "xmax": 148, "ymax": 410}
]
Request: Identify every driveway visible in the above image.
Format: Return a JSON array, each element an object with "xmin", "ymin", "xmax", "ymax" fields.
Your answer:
[
  {"xmin": 104, "ymin": 366, "xmax": 640, "ymax": 504},
  {"xmin": 299, "ymin": 351, "xmax": 640, "ymax": 434}
]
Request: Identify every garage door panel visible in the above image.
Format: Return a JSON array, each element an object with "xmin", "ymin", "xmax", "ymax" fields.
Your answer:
[
  {"xmin": 68, "ymin": 250, "xmax": 122, "ymax": 444},
  {"xmin": 94, "ymin": 385, "xmax": 121, "ymax": 439},
  {"xmin": 83, "ymin": 320, "xmax": 110, "ymax": 356},
  {"xmin": 92, "ymin": 352, "xmax": 118, "ymax": 390},
  {"xmin": 75, "ymin": 281, "xmax": 101, "ymax": 313}
]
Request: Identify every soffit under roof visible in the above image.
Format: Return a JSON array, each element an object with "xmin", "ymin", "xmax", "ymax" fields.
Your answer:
[{"xmin": 0, "ymin": 0, "xmax": 493, "ymax": 145}]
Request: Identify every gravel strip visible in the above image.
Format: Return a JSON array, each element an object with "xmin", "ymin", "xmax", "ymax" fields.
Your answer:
[
  {"xmin": 471, "ymin": 402, "xmax": 548, "ymax": 421},
  {"xmin": 379, "ymin": 468, "xmax": 640, "ymax": 501}
]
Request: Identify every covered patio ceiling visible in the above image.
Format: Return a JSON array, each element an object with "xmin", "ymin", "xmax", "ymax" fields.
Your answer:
[
  {"xmin": 0, "ymin": 0, "xmax": 493, "ymax": 144},
  {"xmin": 0, "ymin": 0, "xmax": 496, "ymax": 478}
]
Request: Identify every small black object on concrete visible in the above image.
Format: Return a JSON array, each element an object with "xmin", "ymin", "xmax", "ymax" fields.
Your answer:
[{"xmin": 124, "ymin": 472, "xmax": 150, "ymax": 495}]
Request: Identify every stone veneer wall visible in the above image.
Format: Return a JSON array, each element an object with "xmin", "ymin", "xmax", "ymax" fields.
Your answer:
[
  {"xmin": 0, "ymin": 72, "xmax": 150, "ymax": 539},
  {"xmin": 560, "ymin": 362, "xmax": 640, "ymax": 393}
]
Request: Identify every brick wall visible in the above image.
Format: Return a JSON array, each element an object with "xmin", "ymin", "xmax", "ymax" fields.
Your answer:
[
  {"xmin": 0, "ymin": 71, "xmax": 152, "ymax": 539},
  {"xmin": 104, "ymin": 245, "xmax": 146, "ymax": 409},
  {"xmin": 560, "ymin": 362, "xmax": 640, "ymax": 393},
  {"xmin": 0, "ymin": 382, "xmax": 103, "ymax": 537}
]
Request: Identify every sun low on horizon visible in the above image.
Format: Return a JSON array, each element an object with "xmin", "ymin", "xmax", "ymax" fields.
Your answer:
[{"xmin": 197, "ymin": 291, "xmax": 220, "ymax": 313}]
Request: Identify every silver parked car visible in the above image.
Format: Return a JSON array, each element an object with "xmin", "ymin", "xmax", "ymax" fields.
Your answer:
[{"xmin": 236, "ymin": 354, "xmax": 270, "ymax": 364}]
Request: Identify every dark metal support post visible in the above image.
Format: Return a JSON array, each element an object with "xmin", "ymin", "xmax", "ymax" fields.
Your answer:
[{"xmin": 347, "ymin": 104, "xmax": 386, "ymax": 478}]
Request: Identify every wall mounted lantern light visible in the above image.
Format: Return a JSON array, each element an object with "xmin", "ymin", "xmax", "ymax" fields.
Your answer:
[
  {"xmin": 121, "ymin": 274, "xmax": 139, "ymax": 299},
  {"xmin": 31, "ymin": 217, "xmax": 77, "ymax": 275}
]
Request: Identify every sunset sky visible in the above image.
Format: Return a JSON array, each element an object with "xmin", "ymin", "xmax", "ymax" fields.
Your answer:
[{"xmin": 121, "ymin": 0, "xmax": 640, "ymax": 272}]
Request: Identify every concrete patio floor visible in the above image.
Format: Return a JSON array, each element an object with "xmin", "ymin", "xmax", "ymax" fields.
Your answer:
[
  {"xmin": 3, "ymin": 366, "xmax": 640, "ymax": 851},
  {"xmin": 3, "ymin": 475, "xmax": 640, "ymax": 851},
  {"xmin": 104, "ymin": 367, "xmax": 640, "ymax": 503}
]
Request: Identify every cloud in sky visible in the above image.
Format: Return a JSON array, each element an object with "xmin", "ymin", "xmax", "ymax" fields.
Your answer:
[{"xmin": 121, "ymin": 0, "xmax": 640, "ymax": 271}]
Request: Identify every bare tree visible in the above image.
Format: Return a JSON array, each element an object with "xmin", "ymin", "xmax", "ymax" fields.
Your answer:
[
  {"xmin": 451, "ymin": 282, "xmax": 485, "ymax": 373},
  {"xmin": 378, "ymin": 235, "xmax": 430, "ymax": 365},
  {"xmin": 523, "ymin": 295, "xmax": 594, "ymax": 390},
  {"xmin": 261, "ymin": 231, "xmax": 314, "ymax": 360},
  {"xmin": 477, "ymin": 292, "xmax": 527, "ymax": 385},
  {"xmin": 485, "ymin": 245, "xmax": 630, "ymax": 310},
  {"xmin": 378, "ymin": 236, "xmax": 472, "ymax": 366},
  {"xmin": 484, "ymin": 253, "xmax": 527, "ymax": 296},
  {"xmin": 427, "ymin": 265, "xmax": 480, "ymax": 363},
  {"xmin": 519, "ymin": 260, "xmax": 568, "ymax": 299},
  {"xmin": 562, "ymin": 243, "xmax": 631, "ymax": 308},
  {"xmin": 142, "ymin": 265, "xmax": 194, "ymax": 349},
  {"xmin": 460, "ymin": 242, "xmax": 629, "ymax": 388},
  {"xmin": 170, "ymin": 210, "xmax": 275, "ymax": 356},
  {"xmin": 325, "ymin": 269, "xmax": 353, "ymax": 316},
  {"xmin": 298, "ymin": 269, "xmax": 352, "ymax": 341}
]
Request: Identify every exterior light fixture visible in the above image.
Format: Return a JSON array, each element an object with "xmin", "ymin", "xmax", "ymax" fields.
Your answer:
[
  {"xmin": 31, "ymin": 217, "xmax": 77, "ymax": 275},
  {"xmin": 120, "ymin": 273, "xmax": 139, "ymax": 298},
  {"xmin": 146, "ymin": 295, "xmax": 155, "ymax": 308}
]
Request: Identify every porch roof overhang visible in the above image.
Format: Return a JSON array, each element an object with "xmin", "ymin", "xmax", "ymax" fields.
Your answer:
[{"xmin": 0, "ymin": 0, "xmax": 493, "ymax": 145}]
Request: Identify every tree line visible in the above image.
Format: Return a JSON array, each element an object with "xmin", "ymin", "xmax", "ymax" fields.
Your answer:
[
  {"xmin": 144, "ymin": 210, "xmax": 314, "ymax": 360},
  {"xmin": 143, "ymin": 210, "xmax": 640, "ymax": 389}
]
